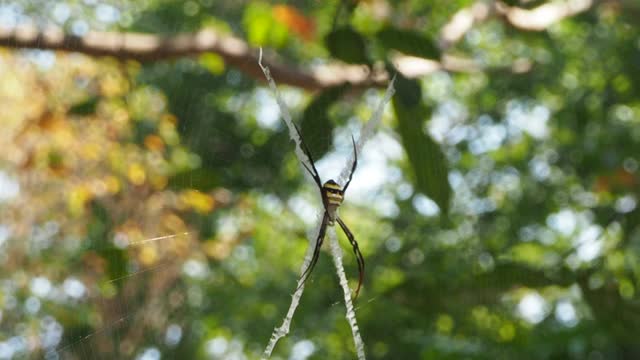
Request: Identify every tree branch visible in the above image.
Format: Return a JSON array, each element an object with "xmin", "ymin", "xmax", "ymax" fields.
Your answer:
[
  {"xmin": 0, "ymin": 25, "xmax": 338, "ymax": 91},
  {"xmin": 0, "ymin": 24, "xmax": 494, "ymax": 90},
  {"xmin": 440, "ymin": 0, "xmax": 595, "ymax": 48},
  {"xmin": 0, "ymin": 0, "xmax": 596, "ymax": 91},
  {"xmin": 500, "ymin": 0, "xmax": 594, "ymax": 31},
  {"xmin": 440, "ymin": 1, "xmax": 497, "ymax": 48}
]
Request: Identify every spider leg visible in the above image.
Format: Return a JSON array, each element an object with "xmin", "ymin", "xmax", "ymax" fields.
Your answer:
[
  {"xmin": 336, "ymin": 216, "xmax": 365, "ymax": 300},
  {"xmin": 300, "ymin": 161, "xmax": 318, "ymax": 184},
  {"xmin": 296, "ymin": 211, "xmax": 329, "ymax": 292},
  {"xmin": 292, "ymin": 122, "xmax": 323, "ymax": 190},
  {"xmin": 342, "ymin": 135, "xmax": 358, "ymax": 193}
]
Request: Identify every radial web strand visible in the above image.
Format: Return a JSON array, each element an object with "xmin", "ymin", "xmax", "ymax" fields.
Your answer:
[
  {"xmin": 258, "ymin": 48, "xmax": 316, "ymax": 178},
  {"xmin": 259, "ymin": 49, "xmax": 324, "ymax": 358},
  {"xmin": 261, "ymin": 215, "xmax": 323, "ymax": 360},
  {"xmin": 328, "ymin": 226, "xmax": 366, "ymax": 360},
  {"xmin": 337, "ymin": 76, "xmax": 395, "ymax": 187},
  {"xmin": 258, "ymin": 48, "xmax": 394, "ymax": 359}
]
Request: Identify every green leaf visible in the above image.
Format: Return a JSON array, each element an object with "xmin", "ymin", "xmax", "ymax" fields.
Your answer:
[
  {"xmin": 300, "ymin": 84, "xmax": 348, "ymax": 158},
  {"xmin": 393, "ymin": 73, "xmax": 422, "ymax": 107},
  {"xmin": 325, "ymin": 26, "xmax": 369, "ymax": 64},
  {"xmin": 199, "ymin": 53, "xmax": 225, "ymax": 75},
  {"xmin": 393, "ymin": 77, "xmax": 451, "ymax": 214},
  {"xmin": 99, "ymin": 247, "xmax": 128, "ymax": 290},
  {"xmin": 243, "ymin": 2, "xmax": 289, "ymax": 47},
  {"xmin": 376, "ymin": 27, "xmax": 440, "ymax": 59},
  {"xmin": 69, "ymin": 96, "xmax": 99, "ymax": 116}
]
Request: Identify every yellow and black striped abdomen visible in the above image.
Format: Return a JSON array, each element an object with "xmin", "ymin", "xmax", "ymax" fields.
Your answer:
[{"xmin": 323, "ymin": 180, "xmax": 344, "ymax": 206}]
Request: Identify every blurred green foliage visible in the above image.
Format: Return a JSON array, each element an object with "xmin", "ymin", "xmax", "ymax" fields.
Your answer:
[{"xmin": 1, "ymin": 0, "xmax": 640, "ymax": 359}]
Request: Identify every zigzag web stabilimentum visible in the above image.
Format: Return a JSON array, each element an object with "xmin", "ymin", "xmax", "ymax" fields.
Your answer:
[
  {"xmin": 258, "ymin": 48, "xmax": 395, "ymax": 360},
  {"xmin": 48, "ymin": 232, "xmax": 190, "ymax": 359}
]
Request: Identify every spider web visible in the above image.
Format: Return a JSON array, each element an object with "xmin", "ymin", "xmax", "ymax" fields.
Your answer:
[
  {"xmin": 0, "ymin": 48, "xmax": 393, "ymax": 360},
  {"xmin": 44, "ymin": 232, "xmax": 191, "ymax": 360},
  {"xmin": 258, "ymin": 48, "xmax": 395, "ymax": 360}
]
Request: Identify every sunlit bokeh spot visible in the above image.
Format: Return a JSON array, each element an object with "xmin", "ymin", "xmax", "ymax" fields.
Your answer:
[
  {"xmin": 290, "ymin": 340, "xmax": 315, "ymax": 360},
  {"xmin": 63, "ymin": 277, "xmax": 86, "ymax": 299},
  {"xmin": 555, "ymin": 300, "xmax": 578, "ymax": 327},
  {"xmin": 517, "ymin": 292, "xmax": 548, "ymax": 324},
  {"xmin": 30, "ymin": 277, "xmax": 52, "ymax": 298},
  {"xmin": 164, "ymin": 324, "xmax": 183, "ymax": 347}
]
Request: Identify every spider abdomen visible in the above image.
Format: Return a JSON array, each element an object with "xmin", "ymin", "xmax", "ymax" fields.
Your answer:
[{"xmin": 323, "ymin": 180, "xmax": 344, "ymax": 223}]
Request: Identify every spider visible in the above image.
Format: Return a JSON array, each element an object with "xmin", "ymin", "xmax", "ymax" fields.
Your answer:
[{"xmin": 292, "ymin": 124, "xmax": 365, "ymax": 300}]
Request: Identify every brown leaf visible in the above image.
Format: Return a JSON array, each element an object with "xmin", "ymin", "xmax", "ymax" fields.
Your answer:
[{"xmin": 272, "ymin": 5, "xmax": 315, "ymax": 41}]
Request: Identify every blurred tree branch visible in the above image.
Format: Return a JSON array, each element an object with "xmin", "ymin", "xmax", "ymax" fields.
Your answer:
[
  {"xmin": 0, "ymin": 0, "xmax": 598, "ymax": 91},
  {"xmin": 441, "ymin": 0, "xmax": 595, "ymax": 47}
]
